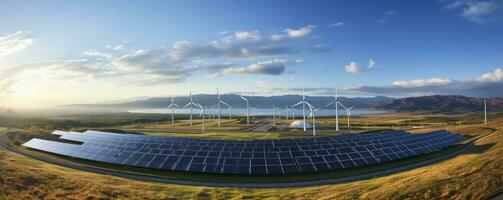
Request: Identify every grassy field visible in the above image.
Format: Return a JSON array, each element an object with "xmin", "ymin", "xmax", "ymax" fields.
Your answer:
[
  {"xmin": 1, "ymin": 113, "xmax": 502, "ymax": 199},
  {"xmin": 0, "ymin": 128, "xmax": 476, "ymax": 183}
]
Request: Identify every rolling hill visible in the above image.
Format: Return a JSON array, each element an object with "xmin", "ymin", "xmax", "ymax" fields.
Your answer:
[{"xmin": 374, "ymin": 95, "xmax": 503, "ymax": 113}]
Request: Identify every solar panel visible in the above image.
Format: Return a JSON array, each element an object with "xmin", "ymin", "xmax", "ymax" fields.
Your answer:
[{"xmin": 22, "ymin": 129, "xmax": 464, "ymax": 175}]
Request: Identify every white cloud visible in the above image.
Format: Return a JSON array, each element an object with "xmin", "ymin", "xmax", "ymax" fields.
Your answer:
[
  {"xmin": 345, "ymin": 62, "xmax": 360, "ymax": 74},
  {"xmin": 442, "ymin": 0, "xmax": 503, "ymax": 23},
  {"xmin": 82, "ymin": 50, "xmax": 113, "ymax": 59},
  {"xmin": 234, "ymin": 31, "xmax": 261, "ymax": 41},
  {"xmin": 207, "ymin": 59, "xmax": 303, "ymax": 77},
  {"xmin": 112, "ymin": 49, "xmax": 193, "ymax": 83},
  {"xmin": 0, "ymin": 31, "xmax": 33, "ymax": 58},
  {"xmin": 270, "ymin": 25, "xmax": 314, "ymax": 41},
  {"xmin": 1, "ymin": 25, "xmax": 326, "ymax": 94},
  {"xmin": 349, "ymin": 68, "xmax": 503, "ymax": 97},
  {"xmin": 368, "ymin": 59, "xmax": 376, "ymax": 69},
  {"xmin": 345, "ymin": 59, "xmax": 375, "ymax": 74},
  {"xmin": 392, "ymin": 78, "xmax": 452, "ymax": 88},
  {"xmin": 475, "ymin": 68, "xmax": 503, "ymax": 82},
  {"xmin": 328, "ymin": 22, "xmax": 344, "ymax": 27},
  {"xmin": 106, "ymin": 44, "xmax": 125, "ymax": 50}
]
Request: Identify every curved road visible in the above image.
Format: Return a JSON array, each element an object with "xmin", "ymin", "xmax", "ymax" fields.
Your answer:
[{"xmin": 0, "ymin": 133, "xmax": 487, "ymax": 188}]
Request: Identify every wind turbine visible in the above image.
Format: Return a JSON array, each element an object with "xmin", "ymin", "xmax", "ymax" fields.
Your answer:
[
  {"xmin": 484, "ymin": 99, "xmax": 487, "ymax": 124},
  {"xmin": 228, "ymin": 105, "xmax": 234, "ymax": 120},
  {"xmin": 325, "ymin": 89, "xmax": 342, "ymax": 131},
  {"xmin": 240, "ymin": 96, "xmax": 250, "ymax": 125},
  {"xmin": 284, "ymin": 106, "xmax": 291, "ymax": 121},
  {"xmin": 183, "ymin": 92, "xmax": 197, "ymax": 127},
  {"xmin": 166, "ymin": 96, "xmax": 180, "ymax": 125},
  {"xmin": 194, "ymin": 103, "xmax": 206, "ymax": 132},
  {"xmin": 306, "ymin": 102, "xmax": 319, "ymax": 136},
  {"xmin": 215, "ymin": 89, "xmax": 230, "ymax": 127},
  {"xmin": 345, "ymin": 106, "xmax": 354, "ymax": 128},
  {"xmin": 250, "ymin": 106, "xmax": 258, "ymax": 122},
  {"xmin": 292, "ymin": 88, "xmax": 310, "ymax": 131},
  {"xmin": 272, "ymin": 105, "xmax": 278, "ymax": 127}
]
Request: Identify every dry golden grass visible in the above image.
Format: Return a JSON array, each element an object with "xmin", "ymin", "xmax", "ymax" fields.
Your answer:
[{"xmin": 1, "ymin": 114, "xmax": 502, "ymax": 199}]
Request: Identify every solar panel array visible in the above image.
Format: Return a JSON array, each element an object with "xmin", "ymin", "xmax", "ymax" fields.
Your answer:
[{"xmin": 23, "ymin": 130, "xmax": 463, "ymax": 175}]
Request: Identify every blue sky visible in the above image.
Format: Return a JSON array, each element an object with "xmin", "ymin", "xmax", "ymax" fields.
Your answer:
[{"xmin": 0, "ymin": 0, "xmax": 502, "ymax": 108}]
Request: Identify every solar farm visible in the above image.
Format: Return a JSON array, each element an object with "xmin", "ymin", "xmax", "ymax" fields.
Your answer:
[
  {"xmin": 23, "ymin": 129, "xmax": 464, "ymax": 175},
  {"xmin": 2, "ymin": 111, "xmax": 502, "ymax": 199},
  {"xmin": 0, "ymin": 89, "xmax": 498, "ymax": 199}
]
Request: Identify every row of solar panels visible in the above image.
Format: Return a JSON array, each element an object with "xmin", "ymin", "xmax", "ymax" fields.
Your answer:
[
  {"xmin": 23, "ymin": 130, "xmax": 464, "ymax": 175},
  {"xmin": 53, "ymin": 129, "xmax": 444, "ymax": 146}
]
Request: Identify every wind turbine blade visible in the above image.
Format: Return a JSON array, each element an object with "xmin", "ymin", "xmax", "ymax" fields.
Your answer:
[
  {"xmin": 292, "ymin": 101, "xmax": 303, "ymax": 107},
  {"xmin": 337, "ymin": 101, "xmax": 348, "ymax": 110},
  {"xmin": 220, "ymin": 101, "xmax": 231, "ymax": 108},
  {"xmin": 240, "ymin": 96, "xmax": 247, "ymax": 101},
  {"xmin": 173, "ymin": 103, "xmax": 180, "ymax": 107},
  {"xmin": 183, "ymin": 103, "xmax": 191, "ymax": 108},
  {"xmin": 325, "ymin": 101, "xmax": 335, "ymax": 108},
  {"xmin": 305, "ymin": 102, "xmax": 315, "ymax": 111}
]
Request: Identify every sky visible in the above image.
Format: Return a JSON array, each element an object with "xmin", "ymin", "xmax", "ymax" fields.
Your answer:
[{"xmin": 0, "ymin": 0, "xmax": 502, "ymax": 108}]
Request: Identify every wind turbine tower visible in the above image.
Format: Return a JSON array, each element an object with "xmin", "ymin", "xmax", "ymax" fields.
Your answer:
[
  {"xmin": 325, "ymin": 89, "xmax": 342, "ymax": 131},
  {"xmin": 183, "ymin": 92, "xmax": 197, "ymax": 127},
  {"xmin": 292, "ymin": 88, "xmax": 310, "ymax": 131},
  {"xmin": 240, "ymin": 96, "xmax": 250, "ymax": 125},
  {"xmin": 484, "ymin": 99, "xmax": 487, "ymax": 124},
  {"xmin": 167, "ymin": 96, "xmax": 180, "ymax": 125},
  {"xmin": 215, "ymin": 89, "xmax": 230, "ymax": 127}
]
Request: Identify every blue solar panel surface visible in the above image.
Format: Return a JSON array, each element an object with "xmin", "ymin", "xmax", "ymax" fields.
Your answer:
[{"xmin": 23, "ymin": 130, "xmax": 464, "ymax": 175}]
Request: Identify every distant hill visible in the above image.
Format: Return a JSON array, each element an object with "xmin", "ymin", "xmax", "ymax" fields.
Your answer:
[
  {"xmin": 61, "ymin": 94, "xmax": 503, "ymax": 114},
  {"xmin": 374, "ymin": 95, "xmax": 503, "ymax": 113},
  {"xmin": 63, "ymin": 94, "xmax": 393, "ymax": 110}
]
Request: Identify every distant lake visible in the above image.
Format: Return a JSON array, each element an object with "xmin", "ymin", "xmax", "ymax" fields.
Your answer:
[{"xmin": 128, "ymin": 108, "xmax": 387, "ymax": 117}]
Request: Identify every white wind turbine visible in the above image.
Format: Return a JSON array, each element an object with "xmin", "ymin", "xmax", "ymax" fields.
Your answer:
[
  {"xmin": 284, "ymin": 106, "xmax": 291, "ymax": 121},
  {"xmin": 272, "ymin": 105, "xmax": 278, "ymax": 127},
  {"xmin": 484, "ymin": 99, "xmax": 488, "ymax": 124},
  {"xmin": 292, "ymin": 88, "xmax": 310, "ymax": 131},
  {"xmin": 306, "ymin": 102, "xmax": 320, "ymax": 136},
  {"xmin": 227, "ymin": 105, "xmax": 234, "ymax": 120},
  {"xmin": 194, "ymin": 103, "xmax": 206, "ymax": 132},
  {"xmin": 325, "ymin": 89, "xmax": 343, "ymax": 131},
  {"xmin": 166, "ymin": 96, "xmax": 180, "ymax": 125},
  {"xmin": 345, "ymin": 106, "xmax": 354, "ymax": 128},
  {"xmin": 250, "ymin": 106, "xmax": 258, "ymax": 122},
  {"xmin": 183, "ymin": 92, "xmax": 198, "ymax": 127},
  {"xmin": 215, "ymin": 89, "xmax": 230, "ymax": 127},
  {"xmin": 240, "ymin": 96, "xmax": 250, "ymax": 124}
]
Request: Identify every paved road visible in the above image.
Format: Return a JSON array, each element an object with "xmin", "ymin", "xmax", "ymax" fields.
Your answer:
[
  {"xmin": 0, "ymin": 132, "xmax": 483, "ymax": 188},
  {"xmin": 240, "ymin": 119, "xmax": 273, "ymax": 132}
]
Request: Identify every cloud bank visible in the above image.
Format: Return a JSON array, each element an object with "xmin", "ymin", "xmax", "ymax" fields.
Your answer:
[{"xmin": 349, "ymin": 68, "xmax": 503, "ymax": 97}]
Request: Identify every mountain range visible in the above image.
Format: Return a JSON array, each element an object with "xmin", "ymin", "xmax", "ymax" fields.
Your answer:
[
  {"xmin": 374, "ymin": 95, "xmax": 503, "ymax": 113},
  {"xmin": 64, "ymin": 94, "xmax": 392, "ymax": 110},
  {"xmin": 60, "ymin": 94, "xmax": 503, "ymax": 113}
]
